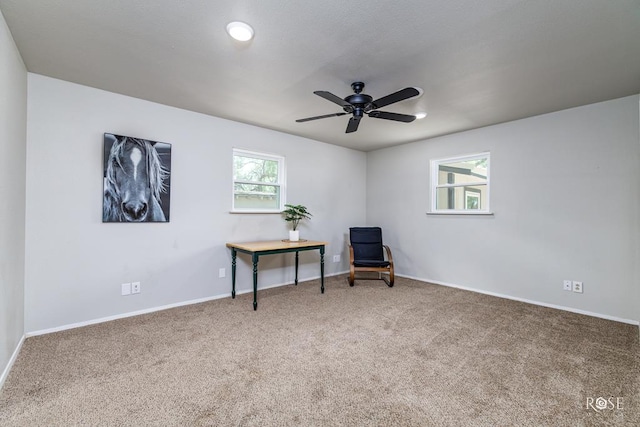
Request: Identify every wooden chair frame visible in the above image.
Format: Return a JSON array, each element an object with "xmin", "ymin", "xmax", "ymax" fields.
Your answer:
[{"xmin": 348, "ymin": 243, "xmax": 394, "ymax": 287}]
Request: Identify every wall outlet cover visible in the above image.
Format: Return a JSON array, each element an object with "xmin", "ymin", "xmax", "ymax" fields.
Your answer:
[
  {"xmin": 121, "ymin": 283, "xmax": 131, "ymax": 296},
  {"xmin": 563, "ymin": 280, "xmax": 572, "ymax": 291},
  {"xmin": 132, "ymin": 282, "xmax": 141, "ymax": 294},
  {"xmin": 572, "ymin": 281, "xmax": 583, "ymax": 293}
]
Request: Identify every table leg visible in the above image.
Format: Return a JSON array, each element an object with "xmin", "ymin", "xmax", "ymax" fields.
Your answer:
[
  {"xmin": 252, "ymin": 253, "xmax": 259, "ymax": 310},
  {"xmin": 320, "ymin": 246, "xmax": 325, "ymax": 294},
  {"xmin": 231, "ymin": 249, "xmax": 237, "ymax": 298},
  {"xmin": 295, "ymin": 251, "xmax": 299, "ymax": 285}
]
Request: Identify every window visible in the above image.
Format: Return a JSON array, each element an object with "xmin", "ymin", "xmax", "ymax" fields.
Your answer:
[
  {"xmin": 232, "ymin": 149, "xmax": 285, "ymax": 212},
  {"xmin": 430, "ymin": 152, "xmax": 490, "ymax": 214}
]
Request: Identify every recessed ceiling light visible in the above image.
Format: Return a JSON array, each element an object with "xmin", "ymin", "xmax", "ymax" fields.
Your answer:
[
  {"xmin": 226, "ymin": 21, "xmax": 254, "ymax": 41},
  {"xmin": 415, "ymin": 112, "xmax": 427, "ymax": 119}
]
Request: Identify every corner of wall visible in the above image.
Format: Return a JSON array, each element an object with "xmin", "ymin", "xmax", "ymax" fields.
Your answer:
[
  {"xmin": 0, "ymin": 335, "xmax": 25, "ymax": 390},
  {"xmin": 0, "ymin": 6, "xmax": 28, "ymax": 390}
]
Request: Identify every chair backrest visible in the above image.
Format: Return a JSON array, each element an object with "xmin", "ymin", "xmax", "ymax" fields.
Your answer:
[{"xmin": 350, "ymin": 227, "xmax": 384, "ymax": 262}]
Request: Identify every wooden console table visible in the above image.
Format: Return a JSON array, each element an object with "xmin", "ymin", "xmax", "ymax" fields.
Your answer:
[{"xmin": 226, "ymin": 240, "xmax": 327, "ymax": 310}]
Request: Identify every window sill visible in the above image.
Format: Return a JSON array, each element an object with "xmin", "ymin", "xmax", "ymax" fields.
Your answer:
[
  {"xmin": 230, "ymin": 210, "xmax": 283, "ymax": 214},
  {"xmin": 426, "ymin": 211, "xmax": 494, "ymax": 216}
]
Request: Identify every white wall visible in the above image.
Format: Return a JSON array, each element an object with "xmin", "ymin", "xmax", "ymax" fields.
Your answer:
[
  {"xmin": 24, "ymin": 74, "xmax": 366, "ymax": 333},
  {"xmin": 0, "ymin": 9, "xmax": 27, "ymax": 385},
  {"xmin": 367, "ymin": 96, "xmax": 640, "ymax": 323},
  {"xmin": 16, "ymin": 74, "xmax": 640, "ymax": 334}
]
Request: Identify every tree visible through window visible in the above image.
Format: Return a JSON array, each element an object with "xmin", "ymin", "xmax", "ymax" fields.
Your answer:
[
  {"xmin": 430, "ymin": 152, "xmax": 490, "ymax": 213},
  {"xmin": 233, "ymin": 149, "xmax": 285, "ymax": 212}
]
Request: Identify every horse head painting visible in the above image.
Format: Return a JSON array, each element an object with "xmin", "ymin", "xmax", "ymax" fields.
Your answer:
[{"xmin": 103, "ymin": 133, "xmax": 171, "ymax": 222}]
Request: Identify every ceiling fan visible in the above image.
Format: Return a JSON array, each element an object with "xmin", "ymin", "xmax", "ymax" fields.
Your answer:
[{"xmin": 296, "ymin": 82, "xmax": 419, "ymax": 133}]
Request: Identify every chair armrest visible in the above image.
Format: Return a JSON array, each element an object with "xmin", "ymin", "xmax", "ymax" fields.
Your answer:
[
  {"xmin": 383, "ymin": 245, "xmax": 394, "ymax": 266},
  {"xmin": 348, "ymin": 244, "xmax": 355, "ymax": 263}
]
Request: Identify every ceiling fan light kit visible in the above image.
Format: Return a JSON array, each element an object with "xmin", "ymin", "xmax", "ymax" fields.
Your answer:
[{"xmin": 296, "ymin": 82, "xmax": 420, "ymax": 133}]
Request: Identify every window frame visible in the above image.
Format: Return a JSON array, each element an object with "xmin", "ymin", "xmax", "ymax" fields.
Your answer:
[
  {"xmin": 429, "ymin": 151, "xmax": 492, "ymax": 215},
  {"xmin": 232, "ymin": 148, "xmax": 286, "ymax": 213}
]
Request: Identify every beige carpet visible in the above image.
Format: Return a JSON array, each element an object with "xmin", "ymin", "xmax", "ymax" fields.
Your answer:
[{"xmin": 1, "ymin": 275, "xmax": 638, "ymax": 426}]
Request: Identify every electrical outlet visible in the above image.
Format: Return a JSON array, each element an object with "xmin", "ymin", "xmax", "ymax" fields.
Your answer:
[
  {"xmin": 572, "ymin": 281, "xmax": 583, "ymax": 293},
  {"xmin": 219, "ymin": 268, "xmax": 226, "ymax": 278},
  {"xmin": 563, "ymin": 280, "xmax": 572, "ymax": 291},
  {"xmin": 132, "ymin": 282, "xmax": 141, "ymax": 294},
  {"xmin": 332, "ymin": 255, "xmax": 340, "ymax": 263},
  {"xmin": 121, "ymin": 283, "xmax": 131, "ymax": 296}
]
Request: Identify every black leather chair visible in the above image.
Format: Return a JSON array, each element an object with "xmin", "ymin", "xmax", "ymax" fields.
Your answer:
[{"xmin": 348, "ymin": 227, "xmax": 394, "ymax": 287}]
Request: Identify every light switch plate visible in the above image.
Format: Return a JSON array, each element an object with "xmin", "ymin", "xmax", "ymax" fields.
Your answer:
[{"xmin": 121, "ymin": 283, "xmax": 131, "ymax": 295}]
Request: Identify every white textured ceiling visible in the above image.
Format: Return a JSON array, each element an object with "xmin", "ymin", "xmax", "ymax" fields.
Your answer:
[{"xmin": 1, "ymin": 0, "xmax": 639, "ymax": 151}]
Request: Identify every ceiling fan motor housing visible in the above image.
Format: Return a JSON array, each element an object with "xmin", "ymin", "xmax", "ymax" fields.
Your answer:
[
  {"xmin": 345, "ymin": 82, "xmax": 375, "ymax": 111},
  {"xmin": 344, "ymin": 93, "xmax": 373, "ymax": 112}
]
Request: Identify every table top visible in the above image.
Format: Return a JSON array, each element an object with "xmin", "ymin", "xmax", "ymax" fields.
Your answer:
[{"xmin": 226, "ymin": 240, "xmax": 327, "ymax": 253}]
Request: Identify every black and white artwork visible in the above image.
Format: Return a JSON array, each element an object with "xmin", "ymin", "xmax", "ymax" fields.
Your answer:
[{"xmin": 102, "ymin": 133, "xmax": 172, "ymax": 222}]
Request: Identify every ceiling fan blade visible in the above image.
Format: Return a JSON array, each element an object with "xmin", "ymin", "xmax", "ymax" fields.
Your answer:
[
  {"xmin": 345, "ymin": 116, "xmax": 361, "ymax": 133},
  {"xmin": 314, "ymin": 91, "xmax": 353, "ymax": 109},
  {"xmin": 368, "ymin": 111, "xmax": 416, "ymax": 123},
  {"xmin": 296, "ymin": 112, "xmax": 347, "ymax": 123},
  {"xmin": 371, "ymin": 87, "xmax": 420, "ymax": 109}
]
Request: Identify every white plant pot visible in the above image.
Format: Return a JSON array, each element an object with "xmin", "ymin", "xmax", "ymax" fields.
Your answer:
[{"xmin": 289, "ymin": 230, "xmax": 300, "ymax": 242}]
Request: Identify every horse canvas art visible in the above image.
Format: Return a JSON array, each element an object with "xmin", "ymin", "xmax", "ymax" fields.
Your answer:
[{"xmin": 103, "ymin": 133, "xmax": 171, "ymax": 222}]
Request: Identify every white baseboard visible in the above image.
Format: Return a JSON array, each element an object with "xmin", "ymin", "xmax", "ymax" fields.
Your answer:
[
  {"xmin": 26, "ymin": 271, "xmax": 350, "ymax": 338},
  {"xmin": 1, "ymin": 335, "xmax": 25, "ymax": 390},
  {"xmin": 397, "ymin": 274, "xmax": 639, "ymax": 326},
  {"xmin": 30, "ymin": 270, "xmax": 633, "ymax": 337}
]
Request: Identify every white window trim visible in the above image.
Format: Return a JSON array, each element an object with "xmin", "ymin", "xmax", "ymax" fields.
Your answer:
[
  {"xmin": 232, "ymin": 148, "xmax": 286, "ymax": 213},
  {"xmin": 428, "ymin": 151, "xmax": 492, "ymax": 215}
]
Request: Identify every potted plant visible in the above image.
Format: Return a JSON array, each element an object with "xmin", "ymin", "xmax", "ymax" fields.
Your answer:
[{"xmin": 282, "ymin": 204, "xmax": 312, "ymax": 241}]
